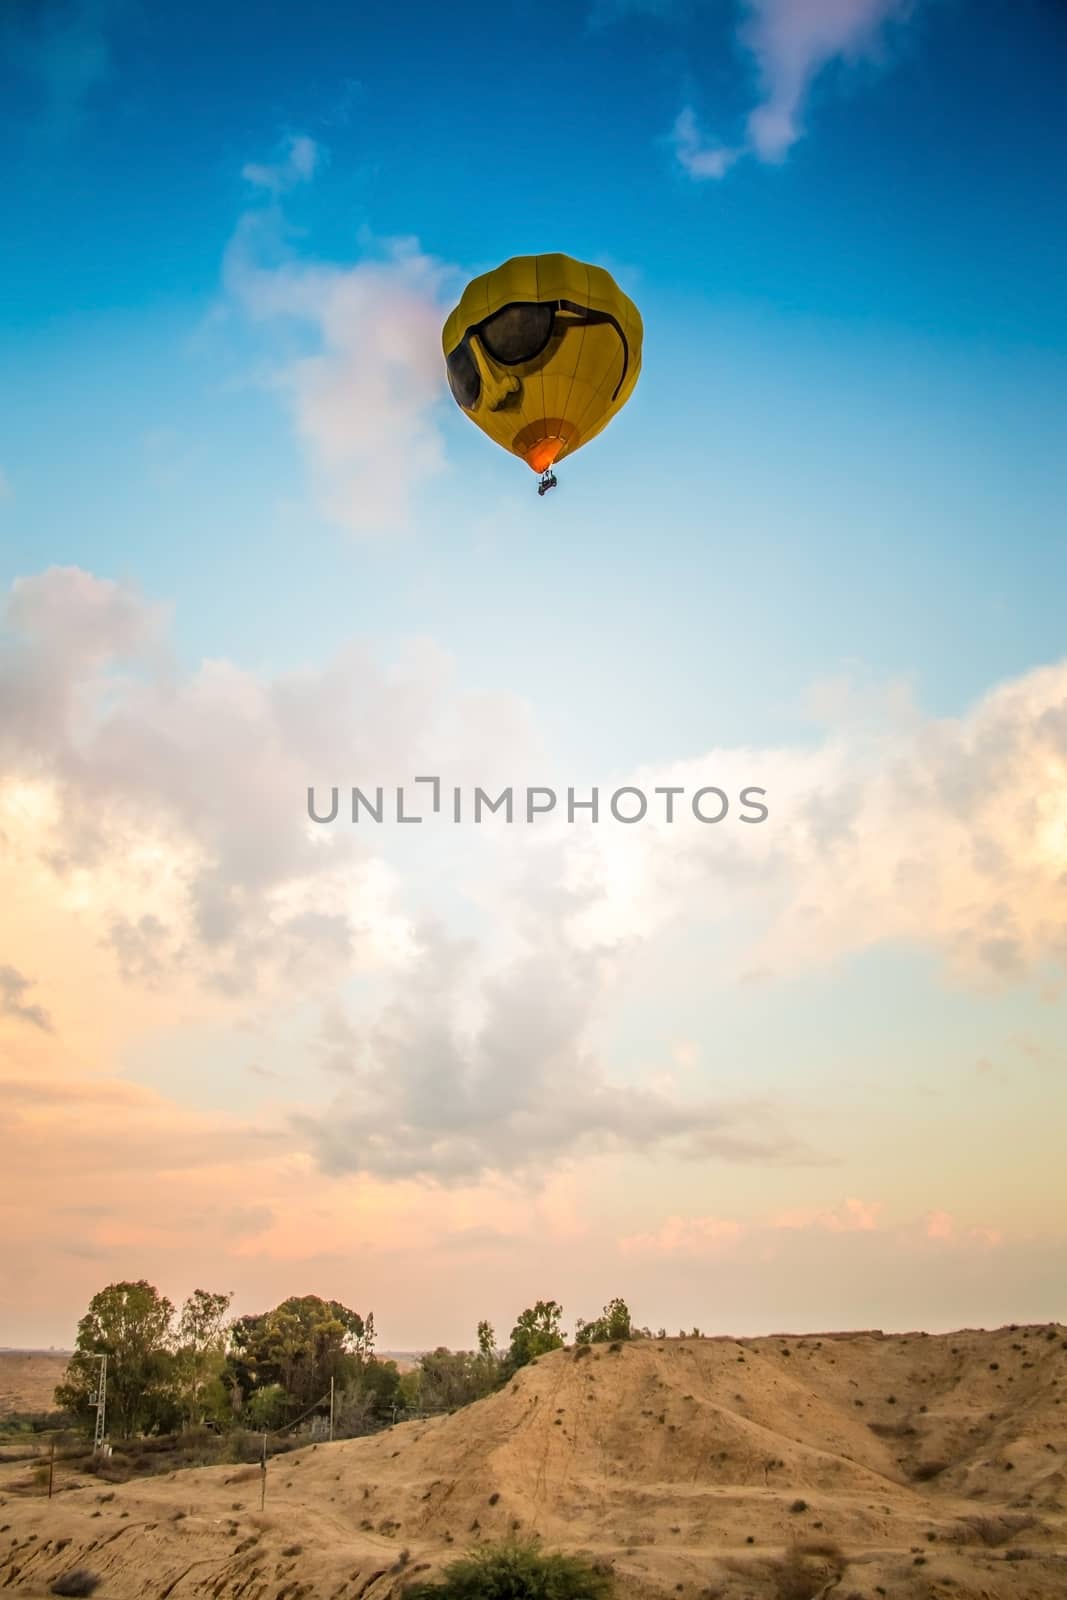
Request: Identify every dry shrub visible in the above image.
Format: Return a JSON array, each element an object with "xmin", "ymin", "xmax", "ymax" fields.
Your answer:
[
  {"xmin": 79, "ymin": 1456, "xmax": 124, "ymax": 1482},
  {"xmin": 773, "ymin": 1541, "xmax": 847, "ymax": 1600},
  {"xmin": 719, "ymin": 1541, "xmax": 846, "ymax": 1600},
  {"xmin": 50, "ymin": 1574, "xmax": 101, "ymax": 1597}
]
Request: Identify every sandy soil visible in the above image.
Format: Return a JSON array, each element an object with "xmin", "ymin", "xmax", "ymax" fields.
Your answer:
[
  {"xmin": 0, "ymin": 1354, "xmax": 71, "ymax": 1418},
  {"xmin": 2, "ymin": 1325, "xmax": 1066, "ymax": 1599}
]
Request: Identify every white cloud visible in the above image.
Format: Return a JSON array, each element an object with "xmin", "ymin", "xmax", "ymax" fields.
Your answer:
[
  {"xmin": 558, "ymin": 659, "xmax": 1067, "ymax": 988},
  {"xmin": 0, "ymin": 566, "xmax": 517, "ymax": 996},
  {"xmin": 0, "ymin": 966, "xmax": 53, "ymax": 1032},
  {"xmin": 667, "ymin": 0, "xmax": 920, "ymax": 179},
  {"xmin": 242, "ymin": 133, "xmax": 322, "ymax": 193},
  {"xmin": 295, "ymin": 920, "xmax": 807, "ymax": 1183},
  {"xmin": 742, "ymin": 0, "xmax": 917, "ymax": 161},
  {"xmin": 225, "ymin": 212, "xmax": 457, "ymax": 535},
  {"xmin": 773, "ymin": 1196, "xmax": 883, "ymax": 1232},
  {"xmin": 670, "ymin": 108, "xmax": 741, "ymax": 180},
  {"xmin": 6, "ymin": 566, "xmax": 1067, "ymax": 1186},
  {"xmin": 619, "ymin": 1199, "xmax": 1006, "ymax": 1257},
  {"xmin": 0, "ymin": 567, "xmax": 812, "ymax": 1183}
]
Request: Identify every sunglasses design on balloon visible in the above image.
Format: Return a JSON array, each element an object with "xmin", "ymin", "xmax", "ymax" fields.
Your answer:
[{"xmin": 445, "ymin": 298, "xmax": 631, "ymax": 414}]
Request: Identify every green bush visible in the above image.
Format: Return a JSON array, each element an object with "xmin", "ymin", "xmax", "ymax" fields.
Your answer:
[{"xmin": 402, "ymin": 1539, "xmax": 613, "ymax": 1600}]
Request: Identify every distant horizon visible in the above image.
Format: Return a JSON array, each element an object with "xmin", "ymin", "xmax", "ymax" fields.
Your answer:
[{"xmin": 6, "ymin": 1314, "xmax": 1066, "ymax": 1364}]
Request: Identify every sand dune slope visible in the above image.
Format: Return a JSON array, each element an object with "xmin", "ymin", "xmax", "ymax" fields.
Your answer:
[{"xmin": 2, "ymin": 1327, "xmax": 1067, "ymax": 1599}]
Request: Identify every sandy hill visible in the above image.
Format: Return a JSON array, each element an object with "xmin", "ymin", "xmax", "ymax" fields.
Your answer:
[{"xmin": 2, "ymin": 1326, "xmax": 1067, "ymax": 1598}]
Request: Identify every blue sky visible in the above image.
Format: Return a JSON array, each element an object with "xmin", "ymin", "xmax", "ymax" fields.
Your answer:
[
  {"xmin": 2, "ymin": 0, "xmax": 1067, "ymax": 1343},
  {"xmin": 3, "ymin": 0, "xmax": 1067, "ymax": 775}
]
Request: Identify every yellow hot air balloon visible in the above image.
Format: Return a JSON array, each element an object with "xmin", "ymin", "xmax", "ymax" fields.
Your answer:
[{"xmin": 442, "ymin": 253, "xmax": 642, "ymax": 495}]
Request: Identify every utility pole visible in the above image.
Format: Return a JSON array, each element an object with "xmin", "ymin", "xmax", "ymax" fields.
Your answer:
[
  {"xmin": 92, "ymin": 1354, "xmax": 108, "ymax": 1454},
  {"xmin": 329, "ymin": 1377, "xmax": 335, "ymax": 1443}
]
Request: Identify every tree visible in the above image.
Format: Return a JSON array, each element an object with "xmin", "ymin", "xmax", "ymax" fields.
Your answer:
[
  {"xmin": 55, "ymin": 1280, "xmax": 177, "ymax": 1439},
  {"xmin": 416, "ymin": 1347, "xmax": 497, "ymax": 1411},
  {"xmin": 244, "ymin": 1382, "xmax": 288, "ymax": 1431},
  {"xmin": 225, "ymin": 1295, "xmax": 374, "ymax": 1418},
  {"xmin": 504, "ymin": 1301, "xmax": 565, "ymax": 1376},
  {"xmin": 175, "ymin": 1289, "xmax": 232, "ymax": 1427},
  {"xmin": 475, "ymin": 1318, "xmax": 500, "ymax": 1391},
  {"xmin": 574, "ymin": 1298, "xmax": 634, "ymax": 1346}
]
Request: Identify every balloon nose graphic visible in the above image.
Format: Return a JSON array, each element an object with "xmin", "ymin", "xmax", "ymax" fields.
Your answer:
[
  {"xmin": 486, "ymin": 373, "xmax": 520, "ymax": 410},
  {"xmin": 470, "ymin": 337, "xmax": 521, "ymax": 411}
]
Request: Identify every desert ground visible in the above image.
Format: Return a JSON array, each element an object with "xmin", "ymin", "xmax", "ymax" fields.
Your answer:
[
  {"xmin": 0, "ymin": 1354, "xmax": 72, "ymax": 1419},
  {"xmin": 2, "ymin": 1327, "xmax": 1066, "ymax": 1599}
]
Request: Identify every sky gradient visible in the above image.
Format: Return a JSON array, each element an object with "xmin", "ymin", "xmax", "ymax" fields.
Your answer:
[{"xmin": 2, "ymin": 0, "xmax": 1066, "ymax": 1350}]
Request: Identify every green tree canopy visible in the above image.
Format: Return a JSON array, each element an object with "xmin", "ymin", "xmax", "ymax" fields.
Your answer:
[
  {"xmin": 415, "ymin": 1346, "xmax": 498, "ymax": 1411},
  {"xmin": 504, "ymin": 1301, "xmax": 565, "ymax": 1376},
  {"xmin": 175, "ymin": 1288, "xmax": 232, "ymax": 1426},
  {"xmin": 574, "ymin": 1298, "xmax": 634, "ymax": 1346},
  {"xmin": 54, "ymin": 1279, "xmax": 177, "ymax": 1439},
  {"xmin": 226, "ymin": 1294, "xmax": 374, "ymax": 1416}
]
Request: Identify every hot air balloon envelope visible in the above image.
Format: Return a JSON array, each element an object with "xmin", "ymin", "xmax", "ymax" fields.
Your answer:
[{"xmin": 442, "ymin": 253, "xmax": 642, "ymax": 484}]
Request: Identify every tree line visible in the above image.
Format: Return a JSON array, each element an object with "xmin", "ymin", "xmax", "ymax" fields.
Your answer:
[{"xmin": 53, "ymin": 1283, "xmax": 672, "ymax": 1440}]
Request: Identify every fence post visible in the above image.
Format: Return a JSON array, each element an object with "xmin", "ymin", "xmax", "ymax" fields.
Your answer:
[
  {"xmin": 260, "ymin": 1431, "xmax": 267, "ymax": 1511},
  {"xmin": 48, "ymin": 1437, "xmax": 55, "ymax": 1500}
]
